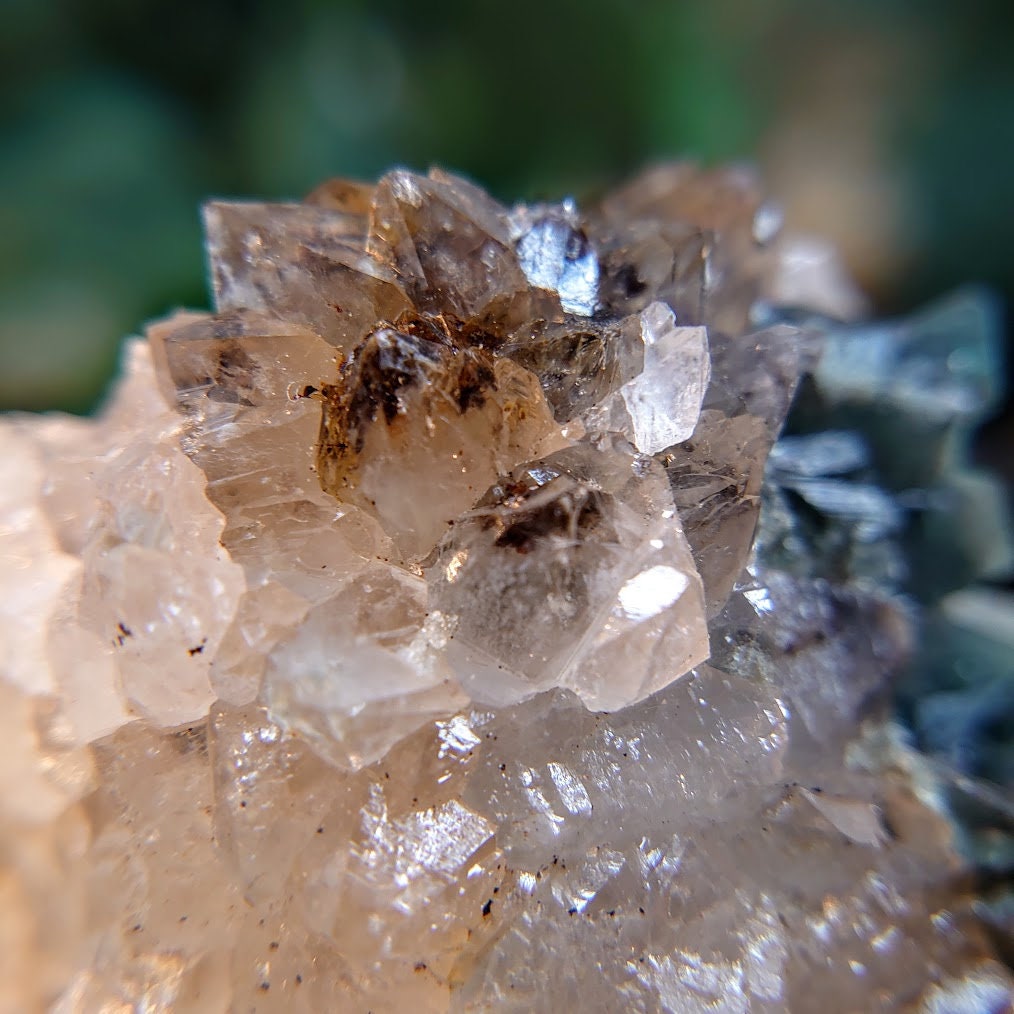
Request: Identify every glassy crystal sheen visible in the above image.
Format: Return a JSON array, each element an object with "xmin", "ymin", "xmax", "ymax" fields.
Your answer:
[{"xmin": 0, "ymin": 165, "xmax": 1008, "ymax": 1013}]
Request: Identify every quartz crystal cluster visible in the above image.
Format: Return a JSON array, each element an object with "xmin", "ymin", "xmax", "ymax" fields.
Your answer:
[{"xmin": 1, "ymin": 165, "xmax": 1011, "ymax": 1012}]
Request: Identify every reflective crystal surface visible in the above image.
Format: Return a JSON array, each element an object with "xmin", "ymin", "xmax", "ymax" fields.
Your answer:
[{"xmin": 0, "ymin": 165, "xmax": 1009, "ymax": 1012}]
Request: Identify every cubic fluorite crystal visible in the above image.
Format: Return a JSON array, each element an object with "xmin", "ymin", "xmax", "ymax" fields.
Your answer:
[{"xmin": 1, "ymin": 165, "xmax": 1010, "ymax": 1011}]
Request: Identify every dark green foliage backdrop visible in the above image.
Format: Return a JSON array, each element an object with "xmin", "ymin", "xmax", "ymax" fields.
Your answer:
[{"xmin": 1, "ymin": 0, "xmax": 1011, "ymax": 444}]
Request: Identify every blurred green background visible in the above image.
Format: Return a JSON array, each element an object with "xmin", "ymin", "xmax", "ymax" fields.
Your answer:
[{"xmin": 1, "ymin": 0, "xmax": 1012, "ymax": 452}]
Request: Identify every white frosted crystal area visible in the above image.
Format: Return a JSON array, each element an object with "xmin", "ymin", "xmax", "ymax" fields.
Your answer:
[
  {"xmin": 0, "ymin": 424, "xmax": 80, "ymax": 697},
  {"xmin": 264, "ymin": 564, "xmax": 467, "ymax": 769},
  {"xmin": 0, "ymin": 678, "xmax": 96, "ymax": 826},
  {"xmin": 3, "ymin": 643, "xmax": 1007, "ymax": 1012},
  {"xmin": 583, "ymin": 301, "xmax": 710, "ymax": 454},
  {"xmin": 1, "ymin": 341, "xmax": 244, "ymax": 736}
]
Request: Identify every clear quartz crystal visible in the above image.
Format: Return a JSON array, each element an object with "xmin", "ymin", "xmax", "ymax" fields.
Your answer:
[
  {"xmin": 0, "ymin": 164, "xmax": 1008, "ymax": 1012},
  {"xmin": 580, "ymin": 301, "xmax": 710, "ymax": 454},
  {"xmin": 510, "ymin": 199, "xmax": 600, "ymax": 316}
]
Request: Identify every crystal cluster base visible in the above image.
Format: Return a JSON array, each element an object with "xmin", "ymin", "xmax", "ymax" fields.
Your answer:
[{"xmin": 0, "ymin": 165, "xmax": 1009, "ymax": 1012}]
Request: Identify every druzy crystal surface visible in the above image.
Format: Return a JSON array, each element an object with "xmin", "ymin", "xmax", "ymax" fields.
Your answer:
[{"xmin": 1, "ymin": 166, "xmax": 1011, "ymax": 1011}]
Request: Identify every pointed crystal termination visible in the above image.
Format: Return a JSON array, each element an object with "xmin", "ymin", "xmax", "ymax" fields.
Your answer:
[
  {"xmin": 5, "ymin": 164, "xmax": 1005, "ymax": 1013},
  {"xmin": 427, "ymin": 450, "xmax": 707, "ymax": 710},
  {"xmin": 661, "ymin": 321, "xmax": 803, "ymax": 614},
  {"xmin": 367, "ymin": 169, "xmax": 530, "ymax": 322},
  {"xmin": 581, "ymin": 301, "xmax": 710, "ymax": 454}
]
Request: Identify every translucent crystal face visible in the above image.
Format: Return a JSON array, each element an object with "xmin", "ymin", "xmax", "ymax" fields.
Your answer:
[
  {"xmin": 172, "ymin": 165, "xmax": 775, "ymax": 721},
  {"xmin": 2, "ymin": 165, "xmax": 1008, "ymax": 1012}
]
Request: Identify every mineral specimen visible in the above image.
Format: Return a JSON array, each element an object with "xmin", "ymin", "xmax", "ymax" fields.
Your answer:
[{"xmin": 1, "ymin": 165, "xmax": 1010, "ymax": 1012}]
